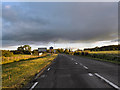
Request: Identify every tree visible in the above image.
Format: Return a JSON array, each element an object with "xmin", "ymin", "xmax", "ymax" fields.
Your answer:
[
  {"xmin": 17, "ymin": 46, "xmax": 24, "ymax": 51},
  {"xmin": 64, "ymin": 49, "xmax": 69, "ymax": 54},
  {"xmin": 23, "ymin": 45, "xmax": 31, "ymax": 51},
  {"xmin": 17, "ymin": 45, "xmax": 31, "ymax": 54},
  {"xmin": 58, "ymin": 48, "xmax": 64, "ymax": 53},
  {"xmin": 60, "ymin": 48, "xmax": 64, "ymax": 53}
]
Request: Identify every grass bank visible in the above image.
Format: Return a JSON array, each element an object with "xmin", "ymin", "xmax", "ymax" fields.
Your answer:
[
  {"xmin": 74, "ymin": 51, "xmax": 120, "ymax": 64},
  {"xmin": 2, "ymin": 54, "xmax": 57, "ymax": 88}
]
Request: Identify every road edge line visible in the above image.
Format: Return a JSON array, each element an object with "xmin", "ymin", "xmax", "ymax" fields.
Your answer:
[
  {"xmin": 94, "ymin": 73, "xmax": 120, "ymax": 90},
  {"xmin": 29, "ymin": 82, "xmax": 38, "ymax": 90}
]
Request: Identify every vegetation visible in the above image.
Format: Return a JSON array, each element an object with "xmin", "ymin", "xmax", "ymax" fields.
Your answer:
[
  {"xmin": 64, "ymin": 49, "xmax": 69, "ymax": 54},
  {"xmin": 56, "ymin": 48, "xmax": 64, "ymax": 53},
  {"xmin": 32, "ymin": 49, "xmax": 38, "ymax": 55},
  {"xmin": 2, "ymin": 54, "xmax": 57, "ymax": 88},
  {"xmin": 17, "ymin": 45, "xmax": 31, "ymax": 51},
  {"xmin": 2, "ymin": 50, "xmax": 14, "ymax": 57},
  {"xmin": 73, "ymin": 50, "xmax": 120, "ymax": 64},
  {"xmin": 84, "ymin": 45, "xmax": 120, "ymax": 51},
  {"xmin": 11, "ymin": 45, "xmax": 32, "ymax": 55},
  {"xmin": 2, "ymin": 54, "xmax": 40, "ymax": 64},
  {"xmin": 70, "ymin": 45, "xmax": 120, "ymax": 64},
  {"xmin": 88, "ymin": 51, "xmax": 119, "ymax": 54}
]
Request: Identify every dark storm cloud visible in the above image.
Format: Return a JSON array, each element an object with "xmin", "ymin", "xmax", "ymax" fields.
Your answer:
[{"xmin": 2, "ymin": 2, "xmax": 118, "ymax": 47}]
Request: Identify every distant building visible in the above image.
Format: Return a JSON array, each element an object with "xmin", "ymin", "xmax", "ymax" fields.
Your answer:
[
  {"xmin": 49, "ymin": 46, "xmax": 53, "ymax": 50},
  {"xmin": 38, "ymin": 48, "xmax": 47, "ymax": 53}
]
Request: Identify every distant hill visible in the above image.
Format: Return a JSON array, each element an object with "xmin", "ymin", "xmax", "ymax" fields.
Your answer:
[{"xmin": 84, "ymin": 45, "xmax": 120, "ymax": 51}]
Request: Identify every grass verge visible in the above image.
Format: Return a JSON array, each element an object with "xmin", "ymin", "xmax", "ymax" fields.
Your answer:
[
  {"xmin": 77, "ymin": 55, "xmax": 120, "ymax": 65},
  {"xmin": 2, "ymin": 54, "xmax": 57, "ymax": 88}
]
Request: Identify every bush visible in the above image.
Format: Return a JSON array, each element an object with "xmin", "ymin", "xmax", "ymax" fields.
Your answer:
[
  {"xmin": 2, "ymin": 50, "xmax": 13, "ymax": 57},
  {"xmin": 64, "ymin": 49, "xmax": 69, "ymax": 54},
  {"xmin": 69, "ymin": 52, "xmax": 74, "ymax": 55},
  {"xmin": 32, "ymin": 50, "xmax": 38, "ymax": 55},
  {"xmin": 80, "ymin": 52, "xmax": 89, "ymax": 56},
  {"xmin": 11, "ymin": 50, "xmax": 31, "ymax": 55},
  {"xmin": 23, "ymin": 51, "xmax": 31, "ymax": 55},
  {"xmin": 11, "ymin": 50, "xmax": 24, "ymax": 54},
  {"xmin": 74, "ymin": 51, "xmax": 80, "ymax": 55}
]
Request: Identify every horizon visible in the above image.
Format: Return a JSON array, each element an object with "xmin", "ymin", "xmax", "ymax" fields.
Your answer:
[{"xmin": 1, "ymin": 43, "xmax": 118, "ymax": 51}]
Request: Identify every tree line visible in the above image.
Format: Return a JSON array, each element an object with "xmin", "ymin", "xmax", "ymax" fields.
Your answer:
[
  {"xmin": 84, "ymin": 45, "xmax": 120, "ymax": 51},
  {"xmin": 2, "ymin": 45, "xmax": 32, "ymax": 57},
  {"xmin": 2, "ymin": 44, "xmax": 119, "ymax": 57},
  {"xmin": 1, "ymin": 45, "xmax": 72, "ymax": 57}
]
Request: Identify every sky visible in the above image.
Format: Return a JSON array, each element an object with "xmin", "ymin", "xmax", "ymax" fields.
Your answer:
[{"xmin": 2, "ymin": 2, "xmax": 118, "ymax": 50}]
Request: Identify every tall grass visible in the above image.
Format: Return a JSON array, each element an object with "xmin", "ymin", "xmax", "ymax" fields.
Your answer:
[
  {"xmin": 2, "ymin": 54, "xmax": 57, "ymax": 88},
  {"xmin": 88, "ymin": 51, "xmax": 119, "ymax": 54},
  {"xmin": 2, "ymin": 54, "xmax": 48, "ymax": 64}
]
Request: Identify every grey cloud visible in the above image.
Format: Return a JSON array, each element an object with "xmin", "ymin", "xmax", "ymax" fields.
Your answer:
[{"xmin": 2, "ymin": 2, "xmax": 118, "ymax": 47}]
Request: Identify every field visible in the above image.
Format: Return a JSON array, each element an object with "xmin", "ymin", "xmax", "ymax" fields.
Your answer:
[
  {"xmin": 74, "ymin": 51, "xmax": 120, "ymax": 64},
  {"xmin": 2, "ymin": 54, "xmax": 57, "ymax": 88},
  {"xmin": 2, "ymin": 54, "xmax": 48, "ymax": 64},
  {"xmin": 88, "ymin": 51, "xmax": 119, "ymax": 54}
]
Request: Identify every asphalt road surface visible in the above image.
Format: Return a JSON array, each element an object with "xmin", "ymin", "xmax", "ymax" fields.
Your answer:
[{"xmin": 29, "ymin": 54, "xmax": 120, "ymax": 89}]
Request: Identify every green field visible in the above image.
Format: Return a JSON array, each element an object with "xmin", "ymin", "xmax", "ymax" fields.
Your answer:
[
  {"xmin": 74, "ymin": 50, "xmax": 120, "ymax": 64},
  {"xmin": 88, "ymin": 51, "xmax": 119, "ymax": 54},
  {"xmin": 89, "ymin": 51, "xmax": 120, "ymax": 64},
  {"xmin": 2, "ymin": 54, "xmax": 57, "ymax": 88}
]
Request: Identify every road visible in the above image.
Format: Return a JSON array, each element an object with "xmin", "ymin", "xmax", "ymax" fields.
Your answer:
[{"xmin": 29, "ymin": 54, "xmax": 120, "ymax": 89}]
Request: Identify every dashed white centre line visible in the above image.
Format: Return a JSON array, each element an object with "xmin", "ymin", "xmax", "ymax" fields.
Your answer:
[
  {"xmin": 79, "ymin": 63, "xmax": 83, "ymax": 66},
  {"xmin": 29, "ymin": 82, "xmax": 38, "ymax": 90},
  {"xmin": 95, "ymin": 73, "xmax": 120, "ymax": 90},
  {"xmin": 88, "ymin": 73, "xmax": 93, "ymax": 76},
  {"xmin": 75, "ymin": 62, "xmax": 78, "ymax": 64},
  {"xmin": 47, "ymin": 68, "xmax": 50, "ymax": 71},
  {"xmin": 40, "ymin": 74, "xmax": 46, "ymax": 78},
  {"xmin": 83, "ymin": 66, "xmax": 88, "ymax": 69}
]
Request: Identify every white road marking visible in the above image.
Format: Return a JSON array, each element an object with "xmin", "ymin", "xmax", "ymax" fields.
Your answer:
[
  {"xmin": 88, "ymin": 73, "xmax": 93, "ymax": 76},
  {"xmin": 79, "ymin": 63, "xmax": 83, "ymax": 66},
  {"xmin": 40, "ymin": 74, "xmax": 46, "ymax": 78},
  {"xmin": 29, "ymin": 82, "xmax": 38, "ymax": 90},
  {"xmin": 75, "ymin": 62, "xmax": 78, "ymax": 64},
  {"xmin": 83, "ymin": 66, "xmax": 88, "ymax": 69},
  {"xmin": 47, "ymin": 68, "xmax": 50, "ymax": 71},
  {"xmin": 95, "ymin": 73, "xmax": 120, "ymax": 90}
]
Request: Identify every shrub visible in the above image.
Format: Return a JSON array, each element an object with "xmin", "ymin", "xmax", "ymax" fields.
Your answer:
[
  {"xmin": 64, "ymin": 49, "xmax": 69, "ymax": 54},
  {"xmin": 32, "ymin": 50, "xmax": 38, "ymax": 55},
  {"xmin": 74, "ymin": 51, "xmax": 80, "ymax": 55},
  {"xmin": 2, "ymin": 50, "xmax": 13, "ymax": 57},
  {"xmin": 23, "ymin": 51, "xmax": 31, "ymax": 55},
  {"xmin": 12, "ymin": 50, "xmax": 24, "ymax": 54},
  {"xmin": 81, "ymin": 52, "xmax": 89, "ymax": 56},
  {"xmin": 69, "ymin": 52, "xmax": 74, "ymax": 55}
]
